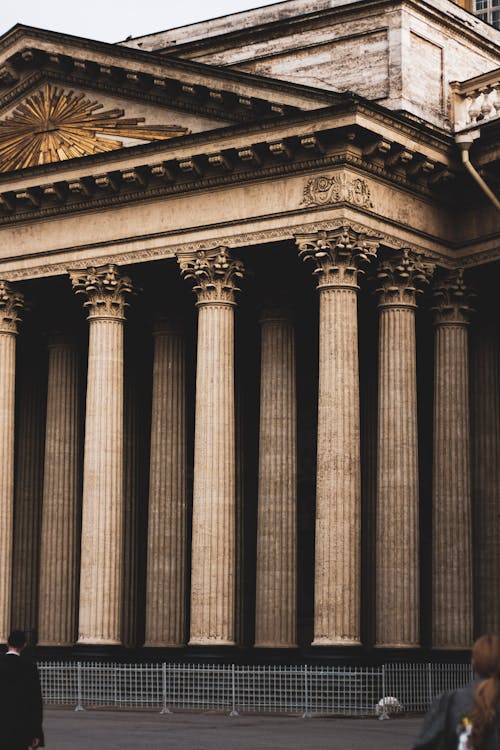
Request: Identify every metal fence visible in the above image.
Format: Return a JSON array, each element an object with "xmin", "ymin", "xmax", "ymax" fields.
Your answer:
[{"xmin": 38, "ymin": 661, "xmax": 472, "ymax": 716}]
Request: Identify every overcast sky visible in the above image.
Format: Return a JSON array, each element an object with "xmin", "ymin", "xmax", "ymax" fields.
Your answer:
[{"xmin": 0, "ymin": 0, "xmax": 283, "ymax": 43}]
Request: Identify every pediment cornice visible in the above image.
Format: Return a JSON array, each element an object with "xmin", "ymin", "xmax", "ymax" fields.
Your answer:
[
  {"xmin": 0, "ymin": 25, "xmax": 340, "ymax": 114},
  {"xmin": 0, "ymin": 98, "xmax": 461, "ymax": 224}
]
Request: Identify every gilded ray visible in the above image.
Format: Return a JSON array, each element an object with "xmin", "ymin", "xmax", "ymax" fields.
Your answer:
[{"xmin": 0, "ymin": 83, "xmax": 190, "ymax": 172}]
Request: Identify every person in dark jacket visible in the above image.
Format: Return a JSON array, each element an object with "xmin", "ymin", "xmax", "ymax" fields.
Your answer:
[
  {"xmin": 412, "ymin": 634, "xmax": 500, "ymax": 750},
  {"xmin": 0, "ymin": 629, "xmax": 44, "ymax": 749}
]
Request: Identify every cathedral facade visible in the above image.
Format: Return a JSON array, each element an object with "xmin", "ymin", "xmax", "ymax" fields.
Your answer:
[{"xmin": 0, "ymin": 0, "xmax": 498, "ymax": 658}]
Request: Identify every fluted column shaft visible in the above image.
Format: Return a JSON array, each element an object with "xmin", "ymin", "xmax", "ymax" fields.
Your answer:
[
  {"xmin": 70, "ymin": 265, "xmax": 134, "ymax": 645},
  {"xmin": 38, "ymin": 334, "xmax": 80, "ymax": 645},
  {"xmin": 11, "ymin": 343, "xmax": 45, "ymax": 635},
  {"xmin": 145, "ymin": 319, "xmax": 186, "ymax": 646},
  {"xmin": 472, "ymin": 319, "xmax": 500, "ymax": 634},
  {"xmin": 0, "ymin": 282, "xmax": 23, "ymax": 642},
  {"xmin": 432, "ymin": 272, "xmax": 473, "ymax": 648},
  {"xmin": 179, "ymin": 248, "xmax": 244, "ymax": 645},
  {"xmin": 296, "ymin": 228, "xmax": 378, "ymax": 645},
  {"xmin": 375, "ymin": 251, "xmax": 431, "ymax": 647},
  {"xmin": 255, "ymin": 307, "xmax": 297, "ymax": 647}
]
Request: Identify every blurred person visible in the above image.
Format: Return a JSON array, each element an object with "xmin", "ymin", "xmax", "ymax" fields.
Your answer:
[
  {"xmin": 412, "ymin": 634, "xmax": 500, "ymax": 749},
  {"xmin": 0, "ymin": 629, "xmax": 44, "ymax": 749}
]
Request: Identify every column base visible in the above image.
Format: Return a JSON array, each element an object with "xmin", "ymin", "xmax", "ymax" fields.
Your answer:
[
  {"xmin": 374, "ymin": 642, "xmax": 419, "ymax": 649},
  {"xmin": 254, "ymin": 642, "xmax": 298, "ymax": 649},
  {"xmin": 431, "ymin": 644, "xmax": 472, "ymax": 651},
  {"xmin": 77, "ymin": 637, "xmax": 122, "ymax": 646},
  {"xmin": 37, "ymin": 640, "xmax": 76, "ymax": 647},
  {"xmin": 188, "ymin": 638, "xmax": 236, "ymax": 647},
  {"xmin": 144, "ymin": 641, "xmax": 187, "ymax": 648},
  {"xmin": 312, "ymin": 637, "xmax": 362, "ymax": 647}
]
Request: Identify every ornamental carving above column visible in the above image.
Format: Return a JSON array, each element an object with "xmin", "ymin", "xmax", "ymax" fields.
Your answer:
[
  {"xmin": 178, "ymin": 248, "xmax": 245, "ymax": 304},
  {"xmin": 375, "ymin": 249, "xmax": 434, "ymax": 307},
  {"xmin": 0, "ymin": 281, "xmax": 23, "ymax": 333},
  {"xmin": 431, "ymin": 269, "xmax": 475, "ymax": 326},
  {"xmin": 69, "ymin": 264, "xmax": 135, "ymax": 319},
  {"xmin": 296, "ymin": 226, "xmax": 379, "ymax": 289}
]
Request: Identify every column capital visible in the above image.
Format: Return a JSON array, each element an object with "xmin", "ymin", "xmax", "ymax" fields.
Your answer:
[
  {"xmin": 375, "ymin": 249, "xmax": 434, "ymax": 309},
  {"xmin": 295, "ymin": 226, "xmax": 379, "ymax": 290},
  {"xmin": 0, "ymin": 280, "xmax": 23, "ymax": 334},
  {"xmin": 69, "ymin": 264, "xmax": 135, "ymax": 321},
  {"xmin": 178, "ymin": 247, "xmax": 244, "ymax": 306},
  {"xmin": 431, "ymin": 269, "xmax": 475, "ymax": 326}
]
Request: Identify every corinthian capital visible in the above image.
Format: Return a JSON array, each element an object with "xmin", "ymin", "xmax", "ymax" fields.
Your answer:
[
  {"xmin": 432, "ymin": 269, "xmax": 474, "ymax": 326},
  {"xmin": 178, "ymin": 248, "xmax": 244, "ymax": 305},
  {"xmin": 0, "ymin": 280, "xmax": 23, "ymax": 334},
  {"xmin": 295, "ymin": 226, "xmax": 379, "ymax": 290},
  {"xmin": 375, "ymin": 249, "xmax": 434, "ymax": 308},
  {"xmin": 69, "ymin": 264, "xmax": 135, "ymax": 320}
]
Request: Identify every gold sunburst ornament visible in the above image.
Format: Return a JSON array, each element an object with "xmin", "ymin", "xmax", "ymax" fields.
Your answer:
[{"xmin": 0, "ymin": 83, "xmax": 190, "ymax": 172}]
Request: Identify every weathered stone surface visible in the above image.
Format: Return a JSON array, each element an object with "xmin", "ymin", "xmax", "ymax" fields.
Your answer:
[
  {"xmin": 431, "ymin": 271, "xmax": 474, "ymax": 649},
  {"xmin": 296, "ymin": 227, "xmax": 378, "ymax": 645},
  {"xmin": 255, "ymin": 305, "xmax": 297, "ymax": 648},
  {"xmin": 374, "ymin": 251, "xmax": 432, "ymax": 647},
  {"xmin": 0, "ymin": 281, "xmax": 23, "ymax": 642},
  {"xmin": 70, "ymin": 265, "xmax": 134, "ymax": 645},
  {"xmin": 145, "ymin": 318, "xmax": 187, "ymax": 647},
  {"xmin": 179, "ymin": 249, "xmax": 244, "ymax": 645},
  {"xmin": 38, "ymin": 334, "xmax": 80, "ymax": 646},
  {"xmin": 471, "ymin": 316, "xmax": 500, "ymax": 635}
]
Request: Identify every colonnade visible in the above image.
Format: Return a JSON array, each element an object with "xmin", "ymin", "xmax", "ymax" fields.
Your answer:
[{"xmin": 2, "ymin": 226, "xmax": 499, "ymax": 650}]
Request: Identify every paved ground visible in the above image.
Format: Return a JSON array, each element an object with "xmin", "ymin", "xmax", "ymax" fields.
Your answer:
[{"xmin": 42, "ymin": 708, "xmax": 423, "ymax": 748}]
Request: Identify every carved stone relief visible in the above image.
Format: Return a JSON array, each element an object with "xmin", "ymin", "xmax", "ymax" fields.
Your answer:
[{"xmin": 301, "ymin": 174, "xmax": 374, "ymax": 210}]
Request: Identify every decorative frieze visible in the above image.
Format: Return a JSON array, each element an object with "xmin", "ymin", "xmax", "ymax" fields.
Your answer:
[{"xmin": 301, "ymin": 174, "xmax": 373, "ymax": 209}]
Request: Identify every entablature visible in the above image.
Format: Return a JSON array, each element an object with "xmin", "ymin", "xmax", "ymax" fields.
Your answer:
[{"xmin": 0, "ymin": 100, "xmax": 460, "ymax": 224}]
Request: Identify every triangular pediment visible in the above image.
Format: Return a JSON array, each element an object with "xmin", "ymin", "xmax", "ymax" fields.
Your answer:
[
  {"xmin": 0, "ymin": 79, "xmax": 230, "ymax": 173},
  {"xmin": 0, "ymin": 25, "xmax": 341, "ymax": 174}
]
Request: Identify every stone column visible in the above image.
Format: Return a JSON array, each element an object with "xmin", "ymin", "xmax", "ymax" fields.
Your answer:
[
  {"xmin": 296, "ymin": 227, "xmax": 378, "ymax": 645},
  {"xmin": 70, "ymin": 264, "xmax": 134, "ymax": 645},
  {"xmin": 431, "ymin": 270, "xmax": 473, "ymax": 649},
  {"xmin": 121, "ymin": 334, "xmax": 145, "ymax": 649},
  {"xmin": 255, "ymin": 305, "xmax": 297, "ymax": 647},
  {"xmin": 145, "ymin": 318, "xmax": 187, "ymax": 646},
  {"xmin": 38, "ymin": 333, "xmax": 80, "ymax": 645},
  {"xmin": 179, "ymin": 248, "xmax": 244, "ymax": 646},
  {"xmin": 0, "ymin": 281, "xmax": 23, "ymax": 642},
  {"xmin": 11, "ymin": 340, "xmax": 45, "ymax": 637},
  {"xmin": 471, "ymin": 316, "xmax": 500, "ymax": 634},
  {"xmin": 375, "ymin": 250, "xmax": 432, "ymax": 647}
]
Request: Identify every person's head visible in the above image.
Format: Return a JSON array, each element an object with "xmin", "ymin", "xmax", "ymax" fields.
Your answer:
[
  {"xmin": 470, "ymin": 634, "xmax": 500, "ymax": 749},
  {"xmin": 7, "ymin": 629, "xmax": 27, "ymax": 651},
  {"xmin": 472, "ymin": 634, "xmax": 500, "ymax": 679}
]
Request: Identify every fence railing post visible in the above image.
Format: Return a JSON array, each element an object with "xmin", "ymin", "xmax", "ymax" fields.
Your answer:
[
  {"xmin": 228, "ymin": 663, "xmax": 239, "ymax": 717},
  {"xmin": 74, "ymin": 662, "xmax": 85, "ymax": 712},
  {"xmin": 379, "ymin": 664, "xmax": 390, "ymax": 720},
  {"xmin": 427, "ymin": 662, "xmax": 433, "ymax": 710},
  {"xmin": 160, "ymin": 662, "xmax": 171, "ymax": 714},
  {"xmin": 302, "ymin": 665, "xmax": 311, "ymax": 718}
]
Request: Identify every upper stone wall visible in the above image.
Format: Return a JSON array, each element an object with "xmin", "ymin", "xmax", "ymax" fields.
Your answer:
[{"xmin": 122, "ymin": 0, "xmax": 500, "ymax": 130}]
